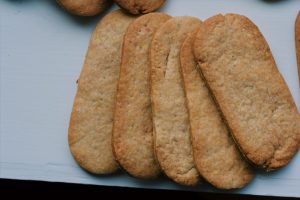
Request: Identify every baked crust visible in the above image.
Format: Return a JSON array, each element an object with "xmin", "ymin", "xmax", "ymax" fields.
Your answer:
[
  {"xmin": 57, "ymin": 0, "xmax": 112, "ymax": 16},
  {"xmin": 112, "ymin": 13, "xmax": 171, "ymax": 179},
  {"xmin": 68, "ymin": 10, "xmax": 136, "ymax": 174},
  {"xmin": 150, "ymin": 16, "xmax": 201, "ymax": 185},
  {"xmin": 114, "ymin": 0, "xmax": 166, "ymax": 15},
  {"xmin": 194, "ymin": 14, "xmax": 300, "ymax": 170},
  {"xmin": 180, "ymin": 32, "xmax": 253, "ymax": 189}
]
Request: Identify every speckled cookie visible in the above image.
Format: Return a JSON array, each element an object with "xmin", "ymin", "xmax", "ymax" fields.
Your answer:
[
  {"xmin": 180, "ymin": 32, "xmax": 254, "ymax": 189},
  {"xmin": 112, "ymin": 13, "xmax": 171, "ymax": 179},
  {"xmin": 114, "ymin": 0, "xmax": 166, "ymax": 15},
  {"xmin": 57, "ymin": 0, "xmax": 112, "ymax": 16},
  {"xmin": 68, "ymin": 10, "xmax": 136, "ymax": 174},
  {"xmin": 150, "ymin": 17, "xmax": 201, "ymax": 186},
  {"xmin": 194, "ymin": 14, "xmax": 300, "ymax": 171}
]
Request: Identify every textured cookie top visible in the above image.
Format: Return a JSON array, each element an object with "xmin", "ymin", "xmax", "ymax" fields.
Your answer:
[
  {"xmin": 114, "ymin": 0, "xmax": 165, "ymax": 14},
  {"xmin": 180, "ymin": 33, "xmax": 254, "ymax": 189},
  {"xmin": 57, "ymin": 0, "xmax": 111, "ymax": 16},
  {"xmin": 68, "ymin": 10, "xmax": 136, "ymax": 174},
  {"xmin": 150, "ymin": 16, "xmax": 201, "ymax": 185},
  {"xmin": 194, "ymin": 14, "xmax": 300, "ymax": 170},
  {"xmin": 112, "ymin": 13, "xmax": 171, "ymax": 179}
]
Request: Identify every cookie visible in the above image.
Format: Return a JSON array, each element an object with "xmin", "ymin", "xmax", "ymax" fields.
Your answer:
[
  {"xmin": 112, "ymin": 13, "xmax": 171, "ymax": 179},
  {"xmin": 194, "ymin": 14, "xmax": 300, "ymax": 170},
  {"xmin": 180, "ymin": 32, "xmax": 254, "ymax": 189},
  {"xmin": 57, "ymin": 0, "xmax": 112, "ymax": 16},
  {"xmin": 296, "ymin": 11, "xmax": 300, "ymax": 84},
  {"xmin": 150, "ymin": 17, "xmax": 201, "ymax": 186},
  {"xmin": 68, "ymin": 10, "xmax": 136, "ymax": 174},
  {"xmin": 114, "ymin": 0, "xmax": 165, "ymax": 15}
]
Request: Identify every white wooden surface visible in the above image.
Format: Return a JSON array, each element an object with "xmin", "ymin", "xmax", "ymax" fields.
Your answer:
[{"xmin": 0, "ymin": 0, "xmax": 299, "ymax": 197}]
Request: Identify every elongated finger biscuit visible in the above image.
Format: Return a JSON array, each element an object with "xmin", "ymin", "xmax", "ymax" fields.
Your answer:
[
  {"xmin": 296, "ymin": 11, "xmax": 300, "ymax": 85},
  {"xmin": 112, "ymin": 13, "xmax": 171, "ymax": 179},
  {"xmin": 114, "ymin": 0, "xmax": 166, "ymax": 15},
  {"xmin": 180, "ymin": 33, "xmax": 254, "ymax": 189},
  {"xmin": 57, "ymin": 0, "xmax": 112, "ymax": 16},
  {"xmin": 150, "ymin": 17, "xmax": 201, "ymax": 186},
  {"xmin": 194, "ymin": 14, "xmax": 300, "ymax": 170},
  {"xmin": 68, "ymin": 10, "xmax": 136, "ymax": 174}
]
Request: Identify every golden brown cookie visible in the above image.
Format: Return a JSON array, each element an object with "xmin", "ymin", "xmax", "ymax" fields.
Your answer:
[
  {"xmin": 150, "ymin": 17, "xmax": 201, "ymax": 186},
  {"xmin": 57, "ymin": 0, "xmax": 112, "ymax": 16},
  {"xmin": 68, "ymin": 10, "xmax": 136, "ymax": 174},
  {"xmin": 114, "ymin": 0, "xmax": 166, "ymax": 15},
  {"xmin": 112, "ymin": 13, "xmax": 171, "ymax": 179},
  {"xmin": 180, "ymin": 32, "xmax": 254, "ymax": 189},
  {"xmin": 194, "ymin": 14, "xmax": 300, "ymax": 171}
]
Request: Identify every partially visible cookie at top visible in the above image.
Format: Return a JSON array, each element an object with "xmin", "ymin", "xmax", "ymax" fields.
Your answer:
[
  {"xmin": 114, "ymin": 0, "xmax": 166, "ymax": 14},
  {"xmin": 57, "ymin": 0, "xmax": 112, "ymax": 16}
]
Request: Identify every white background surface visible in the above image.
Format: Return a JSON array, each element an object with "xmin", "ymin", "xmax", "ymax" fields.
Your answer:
[{"xmin": 1, "ymin": 0, "xmax": 300, "ymax": 197}]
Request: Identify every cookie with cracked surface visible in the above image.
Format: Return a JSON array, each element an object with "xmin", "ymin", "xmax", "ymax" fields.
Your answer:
[
  {"xmin": 150, "ymin": 16, "xmax": 201, "ymax": 186},
  {"xmin": 112, "ymin": 13, "xmax": 171, "ymax": 179},
  {"xmin": 57, "ymin": 0, "xmax": 112, "ymax": 16},
  {"xmin": 180, "ymin": 32, "xmax": 254, "ymax": 189},
  {"xmin": 194, "ymin": 14, "xmax": 300, "ymax": 171},
  {"xmin": 114, "ymin": 0, "xmax": 166, "ymax": 15},
  {"xmin": 68, "ymin": 10, "xmax": 136, "ymax": 174}
]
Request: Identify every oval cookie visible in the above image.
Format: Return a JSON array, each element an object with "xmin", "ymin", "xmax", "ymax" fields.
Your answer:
[
  {"xmin": 180, "ymin": 32, "xmax": 254, "ymax": 189},
  {"xmin": 112, "ymin": 13, "xmax": 171, "ymax": 179},
  {"xmin": 114, "ymin": 0, "xmax": 166, "ymax": 15},
  {"xmin": 150, "ymin": 17, "xmax": 201, "ymax": 186},
  {"xmin": 194, "ymin": 14, "xmax": 300, "ymax": 170},
  {"xmin": 57, "ymin": 0, "xmax": 112, "ymax": 16},
  {"xmin": 68, "ymin": 10, "xmax": 136, "ymax": 174}
]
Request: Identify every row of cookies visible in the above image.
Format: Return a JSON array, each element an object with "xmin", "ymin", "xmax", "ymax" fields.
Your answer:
[
  {"xmin": 57, "ymin": 0, "xmax": 166, "ymax": 16},
  {"xmin": 68, "ymin": 10, "xmax": 300, "ymax": 189}
]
